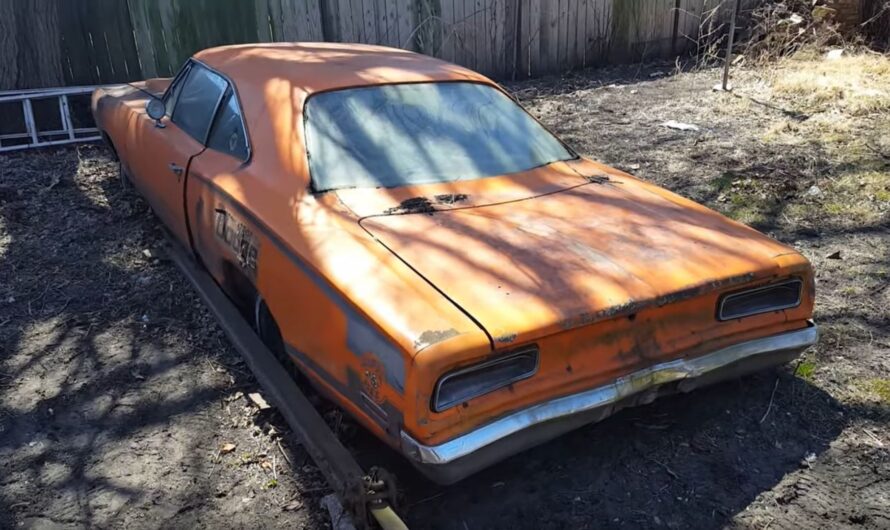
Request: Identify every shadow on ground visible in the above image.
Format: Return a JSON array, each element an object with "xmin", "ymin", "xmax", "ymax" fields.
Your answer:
[
  {"xmin": 0, "ymin": 147, "xmax": 321, "ymax": 528},
  {"xmin": 389, "ymin": 371, "xmax": 885, "ymax": 529}
]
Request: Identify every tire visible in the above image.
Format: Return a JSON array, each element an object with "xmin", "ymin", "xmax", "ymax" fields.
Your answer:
[
  {"xmin": 254, "ymin": 297, "xmax": 286, "ymax": 358},
  {"xmin": 254, "ymin": 296, "xmax": 317, "ymax": 399}
]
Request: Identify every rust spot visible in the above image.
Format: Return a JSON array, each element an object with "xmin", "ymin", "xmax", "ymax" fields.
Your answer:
[
  {"xmin": 584, "ymin": 174, "xmax": 611, "ymax": 185},
  {"xmin": 360, "ymin": 355, "xmax": 385, "ymax": 405},
  {"xmin": 495, "ymin": 332, "xmax": 518, "ymax": 344},
  {"xmin": 434, "ymin": 193, "xmax": 468, "ymax": 205},
  {"xmin": 559, "ymin": 273, "xmax": 759, "ymax": 331},
  {"xmin": 414, "ymin": 328, "xmax": 460, "ymax": 350},
  {"xmin": 384, "ymin": 196, "xmax": 435, "ymax": 215}
]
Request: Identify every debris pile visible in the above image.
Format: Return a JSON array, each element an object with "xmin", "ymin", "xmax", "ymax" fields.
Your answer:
[{"xmin": 741, "ymin": 0, "xmax": 858, "ymax": 62}]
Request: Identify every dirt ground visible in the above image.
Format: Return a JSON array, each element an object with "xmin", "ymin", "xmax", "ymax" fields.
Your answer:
[{"xmin": 1, "ymin": 52, "xmax": 888, "ymax": 529}]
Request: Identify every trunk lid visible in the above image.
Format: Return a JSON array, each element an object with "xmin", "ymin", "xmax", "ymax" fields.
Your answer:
[{"xmin": 349, "ymin": 161, "xmax": 796, "ymax": 347}]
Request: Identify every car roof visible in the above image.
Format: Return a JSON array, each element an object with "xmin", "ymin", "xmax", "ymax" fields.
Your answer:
[{"xmin": 194, "ymin": 42, "xmax": 493, "ymax": 99}]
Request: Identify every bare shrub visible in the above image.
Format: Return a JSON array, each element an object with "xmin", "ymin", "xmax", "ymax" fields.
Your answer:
[
  {"xmin": 741, "ymin": 1, "xmax": 847, "ymax": 63},
  {"xmin": 862, "ymin": 0, "xmax": 890, "ymax": 48}
]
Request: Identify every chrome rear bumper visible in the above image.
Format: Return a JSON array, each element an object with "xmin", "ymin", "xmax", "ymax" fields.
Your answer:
[{"xmin": 401, "ymin": 322, "xmax": 818, "ymax": 484}]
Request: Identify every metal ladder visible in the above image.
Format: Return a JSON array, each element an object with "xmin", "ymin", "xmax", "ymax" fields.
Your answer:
[{"xmin": 0, "ymin": 86, "xmax": 102, "ymax": 153}]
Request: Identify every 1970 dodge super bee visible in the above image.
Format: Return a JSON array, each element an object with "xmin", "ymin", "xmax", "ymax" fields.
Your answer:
[{"xmin": 93, "ymin": 43, "xmax": 817, "ymax": 484}]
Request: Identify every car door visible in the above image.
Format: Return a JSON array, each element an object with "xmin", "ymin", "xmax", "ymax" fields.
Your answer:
[
  {"xmin": 127, "ymin": 62, "xmax": 228, "ymax": 247},
  {"xmin": 185, "ymin": 86, "xmax": 255, "ymax": 304}
]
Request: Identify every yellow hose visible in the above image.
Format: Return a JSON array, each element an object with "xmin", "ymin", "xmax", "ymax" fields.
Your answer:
[{"xmin": 370, "ymin": 505, "xmax": 409, "ymax": 530}]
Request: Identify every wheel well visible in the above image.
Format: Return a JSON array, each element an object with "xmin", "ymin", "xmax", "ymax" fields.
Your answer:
[
  {"xmin": 220, "ymin": 261, "xmax": 258, "ymax": 324},
  {"xmin": 100, "ymin": 131, "xmax": 119, "ymax": 160}
]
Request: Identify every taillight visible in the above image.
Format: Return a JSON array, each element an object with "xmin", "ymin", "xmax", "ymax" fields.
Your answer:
[
  {"xmin": 718, "ymin": 279, "xmax": 802, "ymax": 320},
  {"xmin": 432, "ymin": 347, "xmax": 539, "ymax": 412}
]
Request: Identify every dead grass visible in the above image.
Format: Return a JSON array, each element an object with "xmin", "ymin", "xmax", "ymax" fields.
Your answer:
[
  {"xmin": 771, "ymin": 53, "xmax": 890, "ymax": 116},
  {"xmin": 784, "ymin": 170, "xmax": 890, "ymax": 227},
  {"xmin": 868, "ymin": 379, "xmax": 890, "ymax": 403},
  {"xmin": 735, "ymin": 52, "xmax": 890, "ymax": 228}
]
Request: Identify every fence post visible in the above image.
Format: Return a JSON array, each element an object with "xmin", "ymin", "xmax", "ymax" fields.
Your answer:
[{"xmin": 721, "ymin": 0, "xmax": 740, "ymax": 90}]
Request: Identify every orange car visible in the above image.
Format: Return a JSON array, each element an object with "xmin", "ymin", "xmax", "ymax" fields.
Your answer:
[{"xmin": 93, "ymin": 43, "xmax": 817, "ymax": 484}]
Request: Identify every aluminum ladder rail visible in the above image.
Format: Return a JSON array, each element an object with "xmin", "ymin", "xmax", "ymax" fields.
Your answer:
[{"xmin": 0, "ymin": 86, "xmax": 103, "ymax": 153}]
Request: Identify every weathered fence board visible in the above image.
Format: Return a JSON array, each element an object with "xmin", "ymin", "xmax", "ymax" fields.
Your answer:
[{"xmin": 0, "ymin": 0, "xmax": 752, "ymax": 91}]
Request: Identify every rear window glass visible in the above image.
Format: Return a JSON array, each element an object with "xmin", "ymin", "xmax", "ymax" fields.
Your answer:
[{"xmin": 304, "ymin": 82, "xmax": 574, "ymax": 192}]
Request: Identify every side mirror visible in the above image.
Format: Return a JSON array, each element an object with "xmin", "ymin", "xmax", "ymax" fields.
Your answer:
[{"xmin": 146, "ymin": 98, "xmax": 166, "ymax": 127}]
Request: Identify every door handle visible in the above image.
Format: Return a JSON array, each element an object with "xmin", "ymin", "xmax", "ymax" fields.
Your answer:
[{"xmin": 168, "ymin": 163, "xmax": 184, "ymax": 177}]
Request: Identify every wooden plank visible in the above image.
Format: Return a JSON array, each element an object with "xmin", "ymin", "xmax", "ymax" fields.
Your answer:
[
  {"xmin": 0, "ymin": 0, "xmax": 18, "ymax": 89},
  {"xmin": 304, "ymin": 0, "xmax": 325, "ymax": 41},
  {"xmin": 523, "ymin": 0, "xmax": 542, "ymax": 77},
  {"xmin": 137, "ymin": 0, "xmax": 264, "ymax": 75},
  {"xmin": 661, "ymin": 0, "xmax": 677, "ymax": 56},
  {"xmin": 269, "ymin": 0, "xmax": 324, "ymax": 41},
  {"xmin": 397, "ymin": 0, "xmax": 417, "ymax": 49},
  {"xmin": 649, "ymin": 0, "xmax": 662, "ymax": 55},
  {"xmin": 529, "ymin": 0, "xmax": 543, "ymax": 77},
  {"xmin": 557, "ymin": 0, "xmax": 569, "ymax": 70},
  {"xmin": 349, "ymin": 0, "xmax": 366, "ymax": 42},
  {"xmin": 439, "ymin": 0, "xmax": 455, "ymax": 61},
  {"xmin": 337, "ymin": 0, "xmax": 358, "ymax": 42},
  {"xmin": 588, "ymin": 0, "xmax": 611, "ymax": 64},
  {"xmin": 255, "ymin": 0, "xmax": 273, "ymax": 41},
  {"xmin": 320, "ymin": 0, "xmax": 341, "ymax": 41},
  {"xmin": 468, "ymin": 0, "xmax": 482, "ymax": 73},
  {"xmin": 583, "ymin": 0, "xmax": 596, "ymax": 65},
  {"xmin": 127, "ymin": 0, "xmax": 160, "ymax": 78},
  {"xmin": 12, "ymin": 0, "xmax": 65, "ymax": 89},
  {"xmin": 269, "ymin": 0, "xmax": 296, "ymax": 41},
  {"xmin": 381, "ymin": 0, "xmax": 400, "ymax": 47},
  {"xmin": 681, "ymin": 0, "xmax": 705, "ymax": 50},
  {"xmin": 79, "ymin": 0, "xmax": 142, "ymax": 83},
  {"xmin": 362, "ymin": 0, "xmax": 379, "ymax": 43},
  {"xmin": 539, "ymin": 0, "xmax": 558, "ymax": 75},
  {"xmin": 410, "ymin": 0, "xmax": 441, "ymax": 57},
  {"xmin": 468, "ymin": 0, "xmax": 488, "ymax": 71},
  {"xmin": 270, "ymin": 0, "xmax": 304, "ymax": 41},
  {"xmin": 490, "ymin": 0, "xmax": 505, "ymax": 76},
  {"xmin": 501, "ymin": 0, "xmax": 519, "ymax": 78},
  {"xmin": 451, "ymin": 0, "xmax": 469, "ymax": 69},
  {"xmin": 374, "ymin": 0, "xmax": 391, "ymax": 47},
  {"xmin": 57, "ymin": 0, "xmax": 100, "ymax": 86},
  {"xmin": 146, "ymin": 0, "xmax": 178, "ymax": 76},
  {"xmin": 87, "ymin": 9, "xmax": 117, "ymax": 87},
  {"xmin": 572, "ymin": 0, "xmax": 586, "ymax": 70}
]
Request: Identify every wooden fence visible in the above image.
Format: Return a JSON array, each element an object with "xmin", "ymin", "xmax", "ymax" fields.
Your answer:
[{"xmin": 0, "ymin": 0, "xmax": 755, "ymax": 91}]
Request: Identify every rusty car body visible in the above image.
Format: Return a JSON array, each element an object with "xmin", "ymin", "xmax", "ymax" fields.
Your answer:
[{"xmin": 92, "ymin": 43, "xmax": 817, "ymax": 484}]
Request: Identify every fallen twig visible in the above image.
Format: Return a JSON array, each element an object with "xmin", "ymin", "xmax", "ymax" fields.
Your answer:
[
  {"xmin": 648, "ymin": 457, "xmax": 679, "ymax": 480},
  {"xmin": 276, "ymin": 439, "xmax": 291, "ymax": 465},
  {"xmin": 760, "ymin": 377, "xmax": 780, "ymax": 424},
  {"xmin": 865, "ymin": 143, "xmax": 890, "ymax": 161}
]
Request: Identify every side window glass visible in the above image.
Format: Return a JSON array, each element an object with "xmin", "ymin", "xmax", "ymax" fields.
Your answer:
[
  {"xmin": 164, "ymin": 64, "xmax": 190, "ymax": 117},
  {"xmin": 172, "ymin": 65, "xmax": 227, "ymax": 142},
  {"xmin": 207, "ymin": 89, "xmax": 249, "ymax": 161}
]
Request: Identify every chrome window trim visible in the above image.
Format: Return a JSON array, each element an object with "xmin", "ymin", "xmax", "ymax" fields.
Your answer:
[
  {"xmin": 195, "ymin": 58, "xmax": 253, "ymax": 164},
  {"xmin": 162, "ymin": 58, "xmax": 253, "ymax": 164},
  {"xmin": 718, "ymin": 278, "xmax": 803, "ymax": 321},
  {"xmin": 432, "ymin": 346, "xmax": 540, "ymax": 413}
]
